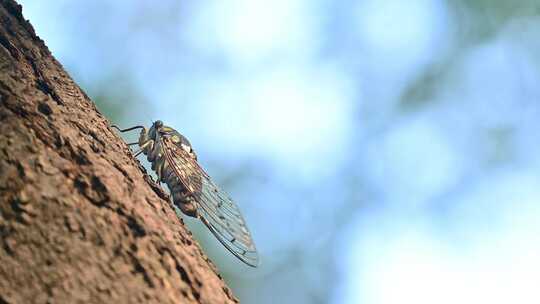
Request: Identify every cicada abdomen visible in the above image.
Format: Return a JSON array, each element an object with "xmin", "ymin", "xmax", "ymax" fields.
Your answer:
[{"xmin": 112, "ymin": 120, "xmax": 259, "ymax": 267}]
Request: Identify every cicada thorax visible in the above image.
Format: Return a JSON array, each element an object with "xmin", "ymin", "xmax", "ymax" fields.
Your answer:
[{"xmin": 138, "ymin": 126, "xmax": 199, "ymax": 218}]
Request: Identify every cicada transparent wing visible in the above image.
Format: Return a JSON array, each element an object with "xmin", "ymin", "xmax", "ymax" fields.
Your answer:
[{"xmin": 160, "ymin": 136, "xmax": 260, "ymax": 267}]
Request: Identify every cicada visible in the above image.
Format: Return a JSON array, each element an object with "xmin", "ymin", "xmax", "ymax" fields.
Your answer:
[{"xmin": 112, "ymin": 120, "xmax": 259, "ymax": 267}]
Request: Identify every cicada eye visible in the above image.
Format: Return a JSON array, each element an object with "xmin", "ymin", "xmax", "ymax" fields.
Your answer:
[{"xmin": 154, "ymin": 120, "xmax": 164, "ymax": 128}]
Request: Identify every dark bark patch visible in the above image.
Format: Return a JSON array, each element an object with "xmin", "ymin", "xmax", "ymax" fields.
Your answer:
[
  {"xmin": 65, "ymin": 143, "xmax": 90, "ymax": 165},
  {"xmin": 74, "ymin": 175, "xmax": 110, "ymax": 207},
  {"xmin": 0, "ymin": 294, "xmax": 10, "ymax": 304},
  {"xmin": 0, "ymin": 32, "xmax": 19, "ymax": 60},
  {"xmin": 176, "ymin": 263, "xmax": 192, "ymax": 285},
  {"xmin": 37, "ymin": 101, "xmax": 52, "ymax": 115},
  {"xmin": 29, "ymin": 60, "xmax": 63, "ymax": 106},
  {"xmin": 131, "ymin": 255, "xmax": 155, "ymax": 288},
  {"xmin": 3, "ymin": 95, "xmax": 28, "ymax": 117},
  {"xmin": 126, "ymin": 215, "xmax": 147, "ymax": 238},
  {"xmin": 3, "ymin": 0, "xmax": 23, "ymax": 24},
  {"xmin": 53, "ymin": 131, "xmax": 64, "ymax": 147},
  {"xmin": 35, "ymin": 78, "xmax": 52, "ymax": 97},
  {"xmin": 175, "ymin": 258, "xmax": 201, "ymax": 301},
  {"xmin": 9, "ymin": 195, "xmax": 34, "ymax": 224}
]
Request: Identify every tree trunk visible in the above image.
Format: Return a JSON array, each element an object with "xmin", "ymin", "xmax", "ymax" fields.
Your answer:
[{"xmin": 0, "ymin": 1, "xmax": 238, "ymax": 303}]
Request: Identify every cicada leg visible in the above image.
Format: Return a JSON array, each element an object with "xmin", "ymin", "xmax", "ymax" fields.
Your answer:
[{"xmin": 133, "ymin": 139, "xmax": 154, "ymax": 157}]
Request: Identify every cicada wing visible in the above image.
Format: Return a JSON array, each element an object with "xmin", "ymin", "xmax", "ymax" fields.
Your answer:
[
  {"xmin": 158, "ymin": 138, "xmax": 202, "ymax": 194},
  {"xmin": 195, "ymin": 169, "xmax": 260, "ymax": 267},
  {"xmin": 160, "ymin": 136, "xmax": 260, "ymax": 267}
]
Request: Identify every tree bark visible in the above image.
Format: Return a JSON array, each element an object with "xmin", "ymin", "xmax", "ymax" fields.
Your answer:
[{"xmin": 0, "ymin": 1, "xmax": 238, "ymax": 303}]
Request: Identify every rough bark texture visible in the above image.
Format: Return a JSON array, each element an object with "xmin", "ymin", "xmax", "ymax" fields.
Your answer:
[{"xmin": 0, "ymin": 1, "xmax": 238, "ymax": 303}]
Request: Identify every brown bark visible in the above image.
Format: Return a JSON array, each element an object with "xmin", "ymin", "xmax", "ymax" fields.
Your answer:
[{"xmin": 0, "ymin": 1, "xmax": 238, "ymax": 303}]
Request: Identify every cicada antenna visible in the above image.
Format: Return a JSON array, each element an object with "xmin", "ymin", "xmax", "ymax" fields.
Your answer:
[
  {"xmin": 111, "ymin": 124, "xmax": 145, "ymax": 133},
  {"xmin": 111, "ymin": 124, "xmax": 144, "ymax": 147}
]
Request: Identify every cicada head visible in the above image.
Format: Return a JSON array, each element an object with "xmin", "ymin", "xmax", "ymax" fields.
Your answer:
[
  {"xmin": 143, "ymin": 120, "xmax": 165, "ymax": 144},
  {"xmin": 137, "ymin": 120, "xmax": 165, "ymax": 147}
]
